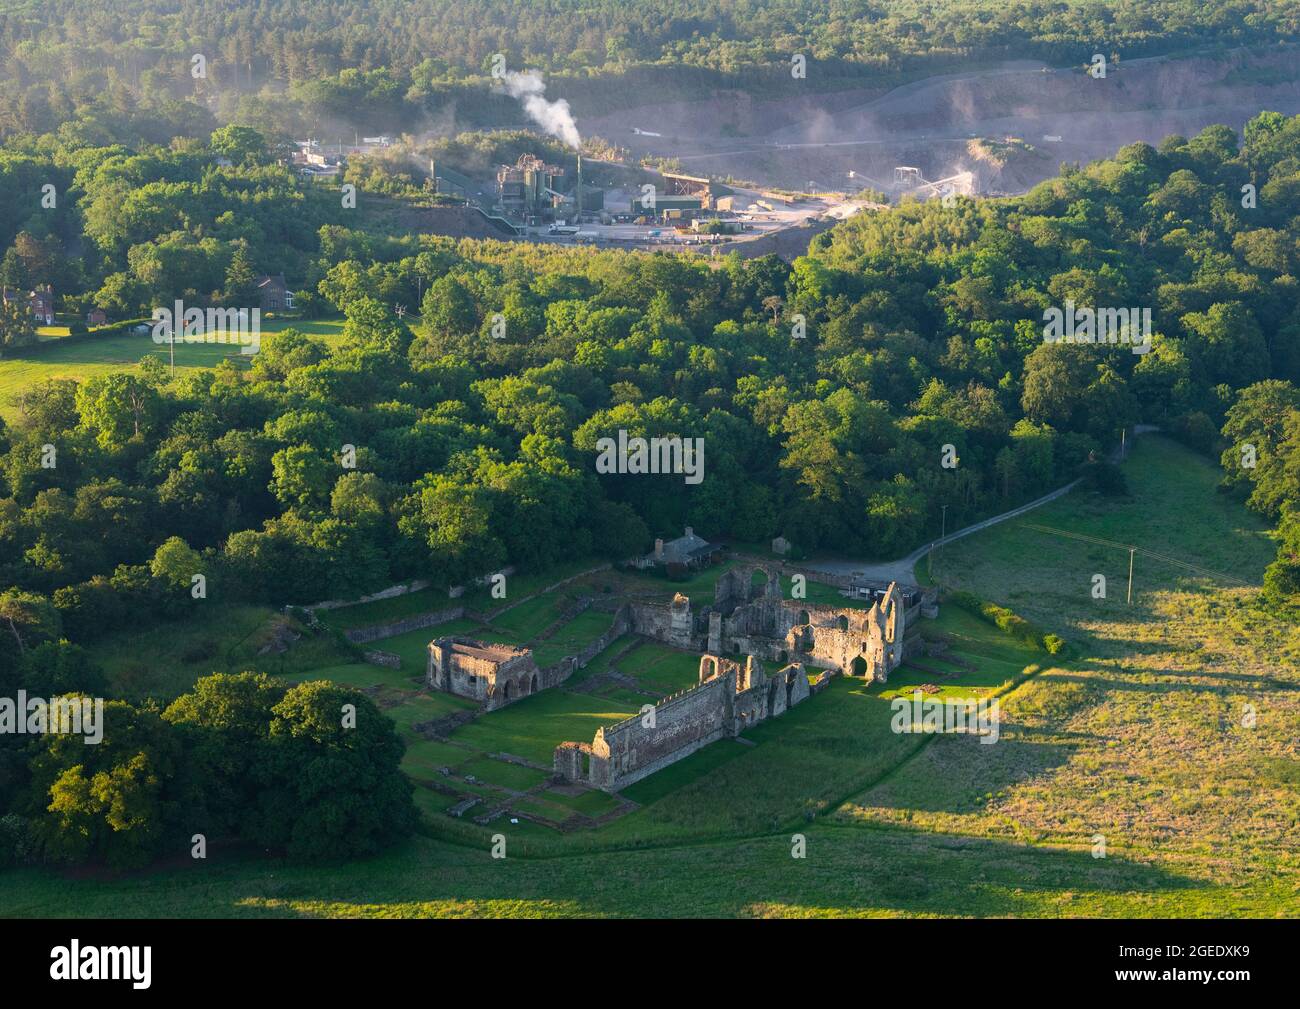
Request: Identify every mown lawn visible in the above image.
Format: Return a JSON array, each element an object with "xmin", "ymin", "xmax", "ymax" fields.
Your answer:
[
  {"xmin": 450, "ymin": 689, "xmax": 640, "ymax": 765},
  {"xmin": 0, "ymin": 318, "xmax": 344, "ymax": 421}
]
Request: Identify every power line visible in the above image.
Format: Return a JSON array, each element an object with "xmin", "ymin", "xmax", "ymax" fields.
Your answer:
[{"xmin": 1021, "ymin": 523, "xmax": 1255, "ymax": 588}]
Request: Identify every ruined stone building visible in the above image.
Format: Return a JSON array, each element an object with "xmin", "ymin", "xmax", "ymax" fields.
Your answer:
[
  {"xmin": 425, "ymin": 567, "xmax": 933, "ymax": 792},
  {"xmin": 623, "ymin": 567, "xmax": 924, "ymax": 683},
  {"xmin": 427, "ymin": 637, "xmax": 542, "ymax": 710},
  {"xmin": 554, "ymin": 653, "xmax": 818, "ymax": 792}
]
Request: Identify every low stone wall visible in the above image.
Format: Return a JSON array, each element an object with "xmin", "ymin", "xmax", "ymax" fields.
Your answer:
[
  {"xmin": 307, "ymin": 579, "xmax": 432, "ymax": 613},
  {"xmin": 562, "ymin": 653, "xmax": 815, "ymax": 793},
  {"xmin": 539, "ymin": 605, "xmax": 629, "ymax": 689},
  {"xmin": 363, "ymin": 649, "xmax": 402, "ymax": 669},
  {"xmin": 344, "ymin": 605, "xmax": 467, "ymax": 644}
]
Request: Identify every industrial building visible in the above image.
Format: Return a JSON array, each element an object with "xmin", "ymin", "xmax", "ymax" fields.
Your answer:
[
  {"xmin": 659, "ymin": 170, "xmax": 728, "ymax": 208},
  {"xmin": 497, "ymin": 154, "xmax": 566, "ymax": 223}
]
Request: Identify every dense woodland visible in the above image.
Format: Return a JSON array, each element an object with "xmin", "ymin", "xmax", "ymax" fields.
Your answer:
[
  {"xmin": 2, "ymin": 111, "xmax": 1299, "ymax": 866},
  {"xmin": 0, "ymin": 1, "xmax": 1296, "ymax": 143},
  {"xmin": 0, "ymin": 1, "xmax": 1298, "ymax": 870}
]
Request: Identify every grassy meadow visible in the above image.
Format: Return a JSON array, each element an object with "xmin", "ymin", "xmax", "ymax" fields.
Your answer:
[
  {"xmin": 3, "ymin": 434, "xmax": 1296, "ymax": 917},
  {"xmin": 0, "ymin": 317, "xmax": 345, "ymax": 421}
]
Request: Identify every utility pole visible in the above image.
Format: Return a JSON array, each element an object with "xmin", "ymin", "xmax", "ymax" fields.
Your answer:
[
  {"xmin": 1127, "ymin": 546, "xmax": 1135, "ymax": 604},
  {"xmin": 169, "ymin": 325, "xmax": 175, "ymax": 378},
  {"xmin": 1121, "ymin": 426, "xmax": 1126, "ymax": 459},
  {"xmin": 937, "ymin": 504, "xmax": 948, "ymax": 586}
]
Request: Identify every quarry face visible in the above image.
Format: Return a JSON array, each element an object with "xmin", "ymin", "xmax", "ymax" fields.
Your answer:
[{"xmin": 577, "ymin": 48, "xmax": 1300, "ymax": 196}]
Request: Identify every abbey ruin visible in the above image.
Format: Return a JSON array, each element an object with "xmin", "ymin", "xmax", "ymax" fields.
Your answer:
[
  {"xmin": 427, "ymin": 637, "xmax": 544, "ymax": 710},
  {"xmin": 551, "ymin": 567, "xmax": 932, "ymax": 792},
  {"xmin": 422, "ymin": 560, "xmax": 933, "ymax": 792},
  {"xmin": 620, "ymin": 566, "xmax": 924, "ymax": 681},
  {"xmin": 554, "ymin": 652, "xmax": 824, "ymax": 791}
]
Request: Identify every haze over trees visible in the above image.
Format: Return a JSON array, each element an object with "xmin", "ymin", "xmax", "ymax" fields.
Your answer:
[
  {"xmin": 0, "ymin": 0, "xmax": 1298, "ymax": 870},
  {"xmin": 0, "ymin": 1, "xmax": 1296, "ymax": 143}
]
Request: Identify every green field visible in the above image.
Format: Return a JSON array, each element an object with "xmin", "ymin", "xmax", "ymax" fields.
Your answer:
[
  {"xmin": 0, "ymin": 318, "xmax": 345, "ymax": 421},
  {"xmin": 7, "ymin": 435, "xmax": 1296, "ymax": 916}
]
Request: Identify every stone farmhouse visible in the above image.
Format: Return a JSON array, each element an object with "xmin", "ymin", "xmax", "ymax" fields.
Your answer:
[
  {"xmin": 2, "ymin": 284, "xmax": 55, "ymax": 325},
  {"xmin": 631, "ymin": 525, "xmax": 724, "ymax": 572},
  {"xmin": 254, "ymin": 274, "xmax": 294, "ymax": 312}
]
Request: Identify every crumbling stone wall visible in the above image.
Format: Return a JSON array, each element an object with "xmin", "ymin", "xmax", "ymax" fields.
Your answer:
[
  {"xmin": 345, "ymin": 605, "xmax": 467, "ymax": 644},
  {"xmin": 553, "ymin": 740, "xmax": 593, "ymax": 780},
  {"xmin": 628, "ymin": 574, "xmax": 910, "ymax": 683},
  {"xmin": 427, "ymin": 637, "xmax": 542, "ymax": 710},
  {"xmin": 362, "ymin": 649, "xmax": 402, "ymax": 669},
  {"xmin": 538, "ymin": 605, "xmax": 630, "ymax": 689},
  {"xmin": 627, "ymin": 594, "xmax": 700, "ymax": 650},
  {"xmin": 556, "ymin": 653, "xmax": 813, "ymax": 792},
  {"xmin": 586, "ymin": 674, "xmax": 733, "ymax": 791}
]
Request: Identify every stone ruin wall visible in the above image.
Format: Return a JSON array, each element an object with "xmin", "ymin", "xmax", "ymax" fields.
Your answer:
[
  {"xmin": 538, "ymin": 605, "xmax": 630, "ymax": 689},
  {"xmin": 427, "ymin": 637, "xmax": 542, "ymax": 710},
  {"xmin": 557, "ymin": 653, "xmax": 814, "ymax": 793},
  {"xmin": 625, "ymin": 593, "xmax": 697, "ymax": 650},
  {"xmin": 586, "ymin": 672, "xmax": 734, "ymax": 791},
  {"xmin": 346, "ymin": 605, "xmax": 467, "ymax": 644},
  {"xmin": 628, "ymin": 567, "xmax": 910, "ymax": 683}
]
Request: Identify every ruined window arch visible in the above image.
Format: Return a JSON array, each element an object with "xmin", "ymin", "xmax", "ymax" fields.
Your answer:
[
  {"xmin": 530, "ymin": 673, "xmax": 539, "ymax": 694},
  {"xmin": 778, "ymin": 650, "xmax": 788, "ymax": 663},
  {"xmin": 502, "ymin": 681, "xmax": 512, "ymax": 701},
  {"xmin": 850, "ymin": 655, "xmax": 868, "ymax": 677},
  {"xmin": 798, "ymin": 610, "xmax": 810, "ymax": 625},
  {"xmin": 837, "ymin": 615, "xmax": 849, "ymax": 631}
]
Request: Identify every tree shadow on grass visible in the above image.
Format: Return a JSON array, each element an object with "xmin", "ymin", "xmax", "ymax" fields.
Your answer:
[
  {"xmin": 1049, "ymin": 665, "xmax": 1299, "ymax": 695},
  {"xmin": 210, "ymin": 826, "xmax": 1213, "ymax": 918},
  {"xmin": 843, "ymin": 719, "xmax": 1084, "ymax": 816}
]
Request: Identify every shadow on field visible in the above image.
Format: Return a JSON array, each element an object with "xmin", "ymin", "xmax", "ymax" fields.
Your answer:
[
  {"xmin": 843, "ymin": 718, "xmax": 1082, "ymax": 815},
  {"xmin": 1051, "ymin": 665, "xmax": 1300, "ymax": 695},
  {"xmin": 209, "ymin": 826, "xmax": 1209, "ymax": 918}
]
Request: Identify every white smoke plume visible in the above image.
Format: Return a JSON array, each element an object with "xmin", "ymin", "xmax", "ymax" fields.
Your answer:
[{"xmin": 501, "ymin": 70, "xmax": 581, "ymax": 149}]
